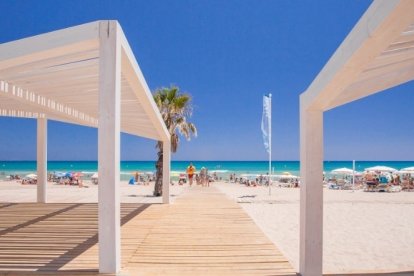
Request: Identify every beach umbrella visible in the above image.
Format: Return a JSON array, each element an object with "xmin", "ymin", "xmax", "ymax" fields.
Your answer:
[
  {"xmin": 54, "ymin": 172, "xmax": 66, "ymax": 178},
  {"xmin": 398, "ymin": 167, "xmax": 414, "ymax": 174},
  {"xmin": 26, "ymin": 173, "xmax": 37, "ymax": 179},
  {"xmin": 277, "ymin": 174, "xmax": 299, "ymax": 179},
  {"xmin": 73, "ymin": 172, "xmax": 84, "ymax": 177},
  {"xmin": 331, "ymin": 168, "xmax": 354, "ymax": 175},
  {"xmin": 365, "ymin": 166, "xmax": 397, "ymax": 173},
  {"xmin": 91, "ymin": 172, "xmax": 98, "ymax": 184},
  {"xmin": 240, "ymin": 174, "xmax": 259, "ymax": 177},
  {"xmin": 282, "ymin": 171, "xmax": 292, "ymax": 175},
  {"xmin": 65, "ymin": 172, "xmax": 73, "ymax": 178}
]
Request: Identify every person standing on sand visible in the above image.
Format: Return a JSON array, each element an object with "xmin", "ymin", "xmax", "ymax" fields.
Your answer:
[
  {"xmin": 186, "ymin": 162, "xmax": 196, "ymax": 186},
  {"xmin": 200, "ymin": 167, "xmax": 208, "ymax": 187}
]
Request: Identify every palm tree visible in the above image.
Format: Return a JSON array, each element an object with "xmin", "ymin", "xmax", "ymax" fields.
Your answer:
[{"xmin": 153, "ymin": 86, "xmax": 197, "ymax": 196}]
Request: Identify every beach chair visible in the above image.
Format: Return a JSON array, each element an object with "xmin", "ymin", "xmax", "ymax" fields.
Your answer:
[
  {"xmin": 178, "ymin": 174, "xmax": 187, "ymax": 185},
  {"xmin": 342, "ymin": 182, "xmax": 354, "ymax": 190},
  {"xmin": 373, "ymin": 176, "xmax": 391, "ymax": 192},
  {"xmin": 388, "ymin": 185, "xmax": 402, "ymax": 192},
  {"xmin": 364, "ymin": 181, "xmax": 377, "ymax": 192},
  {"xmin": 336, "ymin": 179, "xmax": 346, "ymax": 189},
  {"xmin": 401, "ymin": 180, "xmax": 414, "ymax": 191}
]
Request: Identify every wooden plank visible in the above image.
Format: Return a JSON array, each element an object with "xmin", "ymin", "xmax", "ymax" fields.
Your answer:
[
  {"xmin": 121, "ymin": 187, "xmax": 295, "ymax": 275},
  {"xmin": 0, "ymin": 188, "xmax": 296, "ymax": 275}
]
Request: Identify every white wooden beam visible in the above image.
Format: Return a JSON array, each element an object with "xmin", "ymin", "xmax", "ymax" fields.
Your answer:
[
  {"xmin": 328, "ymin": 61, "xmax": 414, "ymax": 109},
  {"xmin": 162, "ymin": 140, "xmax": 171, "ymax": 204},
  {"xmin": 299, "ymin": 99, "xmax": 323, "ymax": 276},
  {"xmin": 0, "ymin": 21, "xmax": 100, "ymax": 71},
  {"xmin": 0, "ymin": 49, "xmax": 98, "ymax": 77},
  {"xmin": 98, "ymin": 20, "xmax": 121, "ymax": 274},
  {"xmin": 0, "ymin": 20, "xmax": 169, "ymax": 142},
  {"xmin": 37, "ymin": 118, "xmax": 47, "ymax": 203},
  {"xmin": 301, "ymin": 0, "xmax": 414, "ymax": 111},
  {"xmin": 119, "ymin": 30, "xmax": 170, "ymax": 142}
]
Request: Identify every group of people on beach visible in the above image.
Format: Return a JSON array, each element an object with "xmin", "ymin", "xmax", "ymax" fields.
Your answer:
[
  {"xmin": 130, "ymin": 171, "xmax": 151, "ymax": 185},
  {"xmin": 186, "ymin": 163, "xmax": 211, "ymax": 187},
  {"xmin": 326, "ymin": 171, "xmax": 414, "ymax": 192},
  {"xmin": 50, "ymin": 173, "xmax": 85, "ymax": 188}
]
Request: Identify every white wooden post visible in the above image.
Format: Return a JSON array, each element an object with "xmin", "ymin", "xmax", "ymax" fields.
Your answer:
[
  {"xmin": 37, "ymin": 117, "xmax": 47, "ymax": 203},
  {"xmin": 162, "ymin": 140, "xmax": 171, "ymax": 204},
  {"xmin": 98, "ymin": 21, "xmax": 121, "ymax": 274},
  {"xmin": 299, "ymin": 101, "xmax": 323, "ymax": 276}
]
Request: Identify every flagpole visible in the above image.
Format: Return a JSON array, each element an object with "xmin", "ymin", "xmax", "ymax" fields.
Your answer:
[{"xmin": 268, "ymin": 93, "xmax": 272, "ymax": 196}]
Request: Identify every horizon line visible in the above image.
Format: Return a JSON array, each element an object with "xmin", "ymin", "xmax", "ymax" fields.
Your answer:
[{"xmin": 1, "ymin": 160, "xmax": 414, "ymax": 162}]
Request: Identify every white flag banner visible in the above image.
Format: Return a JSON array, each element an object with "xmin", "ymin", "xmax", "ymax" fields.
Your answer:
[{"xmin": 261, "ymin": 95, "xmax": 271, "ymax": 154}]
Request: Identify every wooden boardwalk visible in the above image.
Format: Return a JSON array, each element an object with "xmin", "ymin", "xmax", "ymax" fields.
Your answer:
[{"xmin": 0, "ymin": 186, "xmax": 295, "ymax": 275}]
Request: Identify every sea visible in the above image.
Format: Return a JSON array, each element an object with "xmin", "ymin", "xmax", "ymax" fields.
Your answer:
[{"xmin": 1, "ymin": 160, "xmax": 414, "ymax": 180}]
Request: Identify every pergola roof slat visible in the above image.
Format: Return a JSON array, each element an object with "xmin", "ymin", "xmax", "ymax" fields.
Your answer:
[
  {"xmin": 301, "ymin": 0, "xmax": 414, "ymax": 111},
  {"xmin": 0, "ymin": 20, "xmax": 169, "ymax": 142},
  {"xmin": 0, "ymin": 83, "xmax": 97, "ymax": 127}
]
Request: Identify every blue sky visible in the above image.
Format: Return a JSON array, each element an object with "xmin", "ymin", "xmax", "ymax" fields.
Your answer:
[{"xmin": 0, "ymin": 0, "xmax": 413, "ymax": 161}]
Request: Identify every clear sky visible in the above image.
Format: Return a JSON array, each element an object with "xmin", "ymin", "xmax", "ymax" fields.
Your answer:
[{"xmin": 0, "ymin": 0, "xmax": 413, "ymax": 161}]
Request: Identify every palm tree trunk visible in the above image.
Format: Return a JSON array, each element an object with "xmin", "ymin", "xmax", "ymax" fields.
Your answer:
[{"xmin": 153, "ymin": 142, "xmax": 163, "ymax": 196}]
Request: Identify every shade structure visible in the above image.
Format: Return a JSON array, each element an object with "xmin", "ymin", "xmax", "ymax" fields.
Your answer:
[
  {"xmin": 0, "ymin": 21, "xmax": 169, "ymax": 141},
  {"xmin": 25, "ymin": 173, "xmax": 37, "ymax": 179},
  {"xmin": 365, "ymin": 165, "xmax": 397, "ymax": 172},
  {"xmin": 277, "ymin": 174, "xmax": 299, "ymax": 179},
  {"xmin": 398, "ymin": 167, "xmax": 414, "ymax": 175},
  {"xmin": 53, "ymin": 172, "xmax": 66, "ymax": 178},
  {"xmin": 301, "ymin": 1, "xmax": 414, "ymax": 112},
  {"xmin": 0, "ymin": 20, "xmax": 171, "ymax": 274},
  {"xmin": 299, "ymin": 1, "xmax": 414, "ymax": 275},
  {"xmin": 331, "ymin": 167, "xmax": 354, "ymax": 175}
]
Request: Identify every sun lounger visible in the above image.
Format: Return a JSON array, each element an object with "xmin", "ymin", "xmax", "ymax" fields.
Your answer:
[
  {"xmin": 364, "ymin": 181, "xmax": 377, "ymax": 192},
  {"xmin": 401, "ymin": 180, "xmax": 414, "ymax": 191},
  {"xmin": 336, "ymin": 179, "xmax": 352, "ymax": 190},
  {"xmin": 328, "ymin": 182, "xmax": 340, "ymax": 190},
  {"xmin": 375, "ymin": 183, "xmax": 390, "ymax": 192},
  {"xmin": 388, "ymin": 185, "xmax": 402, "ymax": 192}
]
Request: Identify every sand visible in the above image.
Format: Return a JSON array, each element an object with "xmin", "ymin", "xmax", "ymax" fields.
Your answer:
[
  {"xmin": 1, "ymin": 179, "xmax": 413, "ymax": 274},
  {"xmin": 215, "ymin": 182, "xmax": 414, "ymax": 274},
  {"xmin": 0, "ymin": 180, "xmax": 186, "ymax": 204}
]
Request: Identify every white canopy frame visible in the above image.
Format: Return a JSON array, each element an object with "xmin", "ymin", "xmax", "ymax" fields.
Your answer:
[
  {"xmin": 0, "ymin": 21, "xmax": 171, "ymax": 274},
  {"xmin": 299, "ymin": 1, "xmax": 414, "ymax": 275}
]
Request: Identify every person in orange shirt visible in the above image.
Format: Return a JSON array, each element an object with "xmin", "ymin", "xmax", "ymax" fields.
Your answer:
[{"xmin": 186, "ymin": 162, "xmax": 196, "ymax": 186}]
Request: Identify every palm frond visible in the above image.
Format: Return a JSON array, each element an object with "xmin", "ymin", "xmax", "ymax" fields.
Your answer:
[{"xmin": 152, "ymin": 85, "xmax": 197, "ymax": 153}]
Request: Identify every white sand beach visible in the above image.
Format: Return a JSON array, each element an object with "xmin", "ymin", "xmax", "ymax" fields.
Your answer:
[
  {"xmin": 0, "ymin": 180, "xmax": 186, "ymax": 204},
  {"xmin": 215, "ymin": 182, "xmax": 414, "ymax": 274},
  {"xmin": 1, "ymin": 179, "xmax": 413, "ymax": 274}
]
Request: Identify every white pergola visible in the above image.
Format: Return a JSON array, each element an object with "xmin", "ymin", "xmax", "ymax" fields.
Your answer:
[
  {"xmin": 300, "ymin": 0, "xmax": 414, "ymax": 275},
  {"xmin": 0, "ymin": 21, "xmax": 171, "ymax": 273}
]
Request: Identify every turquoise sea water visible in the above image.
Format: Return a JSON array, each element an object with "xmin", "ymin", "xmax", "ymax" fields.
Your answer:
[{"xmin": 1, "ymin": 160, "xmax": 414, "ymax": 180}]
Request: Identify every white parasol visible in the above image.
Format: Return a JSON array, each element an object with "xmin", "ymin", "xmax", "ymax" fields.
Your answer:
[
  {"xmin": 365, "ymin": 166, "xmax": 397, "ymax": 173},
  {"xmin": 25, "ymin": 173, "xmax": 37, "ymax": 179},
  {"xmin": 331, "ymin": 168, "xmax": 354, "ymax": 175},
  {"xmin": 399, "ymin": 167, "xmax": 414, "ymax": 174}
]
